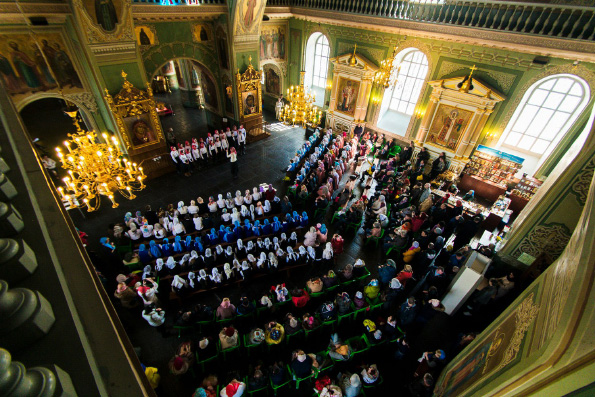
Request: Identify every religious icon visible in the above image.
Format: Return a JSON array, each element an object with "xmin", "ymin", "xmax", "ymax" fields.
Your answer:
[
  {"xmin": 131, "ymin": 120, "xmax": 155, "ymax": 145},
  {"xmin": 427, "ymin": 104, "xmax": 474, "ymax": 151},
  {"xmin": 244, "ymin": 94, "xmax": 256, "ymax": 115},
  {"xmin": 201, "ymin": 71, "xmax": 218, "ymax": 110},
  {"xmin": 265, "ymin": 67, "xmax": 280, "ymax": 95},
  {"xmin": 335, "ymin": 77, "xmax": 360, "ymax": 116}
]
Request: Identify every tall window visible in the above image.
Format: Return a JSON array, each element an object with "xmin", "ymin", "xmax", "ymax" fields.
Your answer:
[
  {"xmin": 500, "ymin": 74, "xmax": 589, "ymax": 157},
  {"xmin": 377, "ymin": 48, "xmax": 429, "ymax": 135},
  {"xmin": 388, "ymin": 50, "xmax": 428, "ymax": 115},
  {"xmin": 305, "ymin": 32, "xmax": 330, "ymax": 107},
  {"xmin": 312, "ymin": 35, "xmax": 330, "ymax": 88}
]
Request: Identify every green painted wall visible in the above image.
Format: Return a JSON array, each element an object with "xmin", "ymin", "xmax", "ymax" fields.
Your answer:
[
  {"xmin": 100, "ymin": 64, "xmax": 145, "ymax": 93},
  {"xmin": 285, "ymin": 19, "xmax": 595, "ymax": 155}
]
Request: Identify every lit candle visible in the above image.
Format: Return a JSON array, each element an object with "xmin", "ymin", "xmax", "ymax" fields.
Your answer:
[
  {"xmin": 108, "ymin": 194, "xmax": 118, "ymax": 208},
  {"xmin": 139, "ymin": 167, "xmax": 145, "ymax": 177},
  {"xmin": 63, "ymin": 141, "xmax": 71, "ymax": 153}
]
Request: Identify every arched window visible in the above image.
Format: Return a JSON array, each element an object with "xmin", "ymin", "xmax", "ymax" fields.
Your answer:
[
  {"xmin": 498, "ymin": 74, "xmax": 589, "ymax": 162},
  {"xmin": 305, "ymin": 32, "xmax": 330, "ymax": 107},
  {"xmin": 377, "ymin": 49, "xmax": 429, "ymax": 135}
]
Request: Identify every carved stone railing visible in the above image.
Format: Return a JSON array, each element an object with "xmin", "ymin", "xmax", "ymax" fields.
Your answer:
[{"xmin": 0, "ymin": 80, "xmax": 153, "ymax": 395}]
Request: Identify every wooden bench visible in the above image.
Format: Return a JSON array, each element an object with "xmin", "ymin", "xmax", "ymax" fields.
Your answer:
[{"xmin": 168, "ymin": 261, "xmax": 309, "ymax": 303}]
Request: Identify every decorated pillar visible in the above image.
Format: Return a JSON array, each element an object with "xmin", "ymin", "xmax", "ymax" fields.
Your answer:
[{"xmin": 415, "ymin": 94, "xmax": 439, "ymax": 144}]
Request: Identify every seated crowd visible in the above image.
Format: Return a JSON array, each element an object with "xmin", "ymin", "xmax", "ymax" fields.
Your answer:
[{"xmin": 97, "ymin": 127, "xmax": 520, "ymax": 397}]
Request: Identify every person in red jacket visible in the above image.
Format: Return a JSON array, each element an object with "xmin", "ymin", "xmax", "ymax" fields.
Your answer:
[
  {"xmin": 291, "ymin": 288, "xmax": 310, "ymax": 308},
  {"xmin": 396, "ymin": 264, "xmax": 414, "ymax": 287},
  {"xmin": 411, "ymin": 212, "xmax": 428, "ymax": 233},
  {"xmin": 331, "ymin": 233, "xmax": 344, "ymax": 258}
]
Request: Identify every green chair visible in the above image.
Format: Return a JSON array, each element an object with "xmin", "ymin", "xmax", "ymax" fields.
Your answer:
[
  {"xmin": 313, "ymin": 350, "xmax": 334, "ymax": 375},
  {"xmin": 285, "ymin": 329, "xmax": 304, "ymax": 345},
  {"xmin": 243, "ymin": 333, "xmax": 265, "ymax": 357},
  {"xmin": 365, "ymin": 229, "xmax": 385, "ymax": 247},
  {"xmin": 346, "ymin": 219, "xmax": 363, "ymax": 234},
  {"xmin": 362, "ymin": 374, "xmax": 384, "ymax": 389},
  {"xmin": 314, "ymin": 202, "xmax": 331, "ymax": 219},
  {"xmin": 270, "ymin": 365, "xmax": 293, "ymax": 396},
  {"xmin": 355, "ymin": 268, "xmax": 371, "ymax": 282},
  {"xmin": 195, "ymin": 350, "xmax": 218, "ymax": 373},
  {"xmin": 244, "ymin": 375, "xmax": 269, "ymax": 396},
  {"xmin": 306, "ymin": 286, "xmax": 325, "ymax": 299},
  {"xmin": 288, "ymin": 364, "xmax": 314, "ymax": 390},
  {"xmin": 304, "ymin": 322, "xmax": 323, "ymax": 341},
  {"xmin": 216, "ymin": 315, "xmax": 235, "ymax": 327},
  {"xmin": 345, "ymin": 335, "xmax": 369, "ymax": 357},
  {"xmin": 385, "ymin": 244, "xmax": 406, "ymax": 258},
  {"xmin": 173, "ymin": 325, "xmax": 194, "ymax": 338},
  {"xmin": 218, "ymin": 337, "xmax": 242, "ymax": 361},
  {"xmin": 116, "ymin": 240, "xmax": 132, "ymax": 255},
  {"xmin": 196, "ymin": 312, "xmax": 216, "ymax": 333},
  {"xmin": 274, "ymin": 293, "xmax": 293, "ymax": 308},
  {"xmin": 337, "ymin": 309, "xmax": 353, "ymax": 326}
]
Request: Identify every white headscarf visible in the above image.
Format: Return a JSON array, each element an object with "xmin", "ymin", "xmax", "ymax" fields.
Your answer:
[
  {"xmin": 190, "ymin": 250, "xmax": 199, "ymax": 260},
  {"xmin": 198, "ymin": 269, "xmax": 207, "ymax": 281},
  {"xmin": 172, "ymin": 275, "xmax": 187, "ymax": 289},
  {"xmin": 210, "ymin": 268, "xmax": 221, "ymax": 283},
  {"xmin": 217, "ymin": 194, "xmax": 225, "ymax": 208},
  {"xmin": 179, "ymin": 253, "xmax": 190, "ymax": 265},
  {"xmin": 264, "ymin": 200, "xmax": 271, "ymax": 213},
  {"xmin": 257, "ymin": 252, "xmax": 267, "ymax": 268},
  {"xmin": 246, "ymin": 241, "xmax": 254, "ymax": 251},
  {"xmin": 299, "ymin": 246, "xmax": 307, "ymax": 256},
  {"xmin": 247, "ymin": 254, "xmax": 256, "ymax": 263},
  {"xmin": 205, "ymin": 248, "xmax": 212, "ymax": 257},
  {"xmin": 252, "ymin": 187, "xmax": 261, "ymax": 201},
  {"xmin": 224, "ymin": 263, "xmax": 233, "ymax": 279},
  {"xmin": 166, "ymin": 256, "xmax": 176, "ymax": 269},
  {"xmin": 323, "ymin": 243, "xmax": 333, "ymax": 259},
  {"xmin": 193, "ymin": 216, "xmax": 203, "ymax": 230},
  {"xmin": 237, "ymin": 239, "xmax": 244, "ymax": 251},
  {"xmin": 216, "ymin": 245, "xmax": 224, "ymax": 255},
  {"xmin": 231, "ymin": 208, "xmax": 241, "ymax": 223},
  {"xmin": 226, "ymin": 246, "xmax": 233, "ymax": 256},
  {"xmin": 188, "ymin": 271, "xmax": 196, "ymax": 288},
  {"xmin": 268, "ymin": 252, "xmax": 278, "ymax": 268},
  {"xmin": 142, "ymin": 265, "xmax": 152, "ymax": 279},
  {"xmin": 307, "ymin": 246, "xmax": 316, "ymax": 259},
  {"xmin": 155, "ymin": 258, "xmax": 164, "ymax": 271},
  {"xmin": 241, "ymin": 205, "xmax": 250, "ymax": 217}
]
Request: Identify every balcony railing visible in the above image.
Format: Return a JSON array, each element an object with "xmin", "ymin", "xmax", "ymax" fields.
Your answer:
[
  {"xmin": 133, "ymin": 0, "xmax": 225, "ymax": 4},
  {"xmin": 131, "ymin": 0, "xmax": 595, "ymax": 41},
  {"xmin": 266, "ymin": 0, "xmax": 595, "ymax": 41}
]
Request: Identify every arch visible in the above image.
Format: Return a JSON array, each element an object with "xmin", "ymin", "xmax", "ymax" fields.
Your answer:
[
  {"xmin": 304, "ymin": 32, "xmax": 331, "ymax": 107},
  {"xmin": 151, "ymin": 57, "xmax": 221, "ymax": 113},
  {"xmin": 376, "ymin": 48, "xmax": 429, "ymax": 136},
  {"xmin": 141, "ymin": 41, "xmax": 220, "ymax": 83},
  {"xmin": 17, "ymin": 92, "xmax": 99, "ymax": 132},
  {"xmin": 262, "ymin": 62, "xmax": 284, "ymax": 98},
  {"xmin": 496, "ymin": 73, "xmax": 590, "ymax": 175}
]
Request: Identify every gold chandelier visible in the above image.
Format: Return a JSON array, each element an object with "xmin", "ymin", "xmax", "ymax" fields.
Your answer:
[
  {"xmin": 280, "ymin": 72, "xmax": 322, "ymax": 128},
  {"xmin": 55, "ymin": 110, "xmax": 146, "ymax": 212},
  {"xmin": 373, "ymin": 45, "xmax": 401, "ymax": 89}
]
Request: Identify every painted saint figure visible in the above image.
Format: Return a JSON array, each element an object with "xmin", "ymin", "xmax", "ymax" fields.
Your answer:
[
  {"xmin": 340, "ymin": 81, "xmax": 355, "ymax": 112},
  {"xmin": 139, "ymin": 28, "xmax": 151, "ymax": 45},
  {"xmin": 244, "ymin": 0, "xmax": 256, "ymax": 28},
  {"xmin": 95, "ymin": 0, "xmax": 119, "ymax": 32},
  {"xmin": 9, "ymin": 41, "xmax": 43, "ymax": 91}
]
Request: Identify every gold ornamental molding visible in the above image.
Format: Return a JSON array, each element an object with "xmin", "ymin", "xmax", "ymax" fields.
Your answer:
[
  {"xmin": 278, "ymin": 8, "xmax": 595, "ymax": 63},
  {"xmin": 131, "ymin": 4, "xmax": 225, "ymax": 22},
  {"xmin": 104, "ymin": 71, "xmax": 165, "ymax": 151}
]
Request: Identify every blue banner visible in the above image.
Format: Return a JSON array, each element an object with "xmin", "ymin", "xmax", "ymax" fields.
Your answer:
[{"xmin": 476, "ymin": 145, "xmax": 525, "ymax": 164}]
